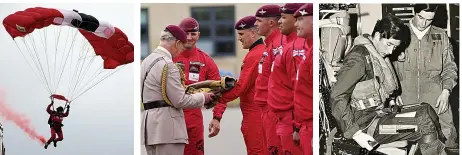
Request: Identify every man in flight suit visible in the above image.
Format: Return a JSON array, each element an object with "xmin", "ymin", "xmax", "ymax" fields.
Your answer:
[
  {"xmin": 267, "ymin": 3, "xmax": 307, "ymax": 154},
  {"xmin": 393, "ymin": 4, "xmax": 459, "ymax": 149},
  {"xmin": 253, "ymin": 4, "xmax": 285, "ymax": 154},
  {"xmin": 140, "ymin": 25, "xmax": 215, "ymax": 155},
  {"xmin": 210, "ymin": 15, "xmax": 267, "ymax": 154},
  {"xmin": 175, "ymin": 17, "xmax": 221, "ymax": 155},
  {"xmin": 331, "ymin": 14, "xmax": 446, "ymax": 155},
  {"xmin": 292, "ymin": 4, "xmax": 313, "ymax": 155}
]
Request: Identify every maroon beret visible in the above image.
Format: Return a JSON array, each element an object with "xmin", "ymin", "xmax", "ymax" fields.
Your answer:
[
  {"xmin": 165, "ymin": 25, "xmax": 187, "ymax": 43},
  {"xmin": 281, "ymin": 3, "xmax": 306, "ymax": 14},
  {"xmin": 294, "ymin": 3, "xmax": 313, "ymax": 18},
  {"xmin": 235, "ymin": 16, "xmax": 257, "ymax": 30},
  {"xmin": 255, "ymin": 4, "xmax": 281, "ymax": 17},
  {"xmin": 179, "ymin": 17, "xmax": 199, "ymax": 32}
]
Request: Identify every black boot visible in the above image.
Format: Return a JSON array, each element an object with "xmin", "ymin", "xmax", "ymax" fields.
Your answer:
[
  {"xmin": 44, "ymin": 142, "xmax": 50, "ymax": 149},
  {"xmin": 53, "ymin": 140, "xmax": 57, "ymax": 147}
]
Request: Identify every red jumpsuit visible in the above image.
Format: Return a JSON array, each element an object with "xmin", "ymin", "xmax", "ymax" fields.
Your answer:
[
  {"xmin": 254, "ymin": 29, "xmax": 286, "ymax": 154},
  {"xmin": 213, "ymin": 39, "xmax": 266, "ymax": 154},
  {"xmin": 267, "ymin": 32, "xmax": 307, "ymax": 154},
  {"xmin": 173, "ymin": 47, "xmax": 220, "ymax": 155},
  {"xmin": 293, "ymin": 39, "xmax": 313, "ymax": 155},
  {"xmin": 46, "ymin": 103, "xmax": 69, "ymax": 144}
]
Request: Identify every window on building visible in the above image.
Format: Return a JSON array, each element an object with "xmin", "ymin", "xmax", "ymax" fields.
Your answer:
[
  {"xmin": 191, "ymin": 6, "xmax": 235, "ymax": 57},
  {"xmin": 141, "ymin": 8, "xmax": 149, "ymax": 59}
]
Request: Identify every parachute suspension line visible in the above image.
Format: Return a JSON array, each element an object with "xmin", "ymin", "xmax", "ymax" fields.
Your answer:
[
  {"xmin": 53, "ymin": 26, "xmax": 63, "ymax": 93},
  {"xmin": 69, "ymin": 58, "xmax": 103, "ymax": 100},
  {"xmin": 68, "ymin": 40, "xmax": 92, "ymax": 98},
  {"xmin": 73, "ymin": 37, "xmax": 93, "ymax": 89},
  {"xmin": 71, "ymin": 66, "xmax": 124, "ymax": 102},
  {"xmin": 67, "ymin": 36, "xmax": 89, "ymax": 97},
  {"xmin": 72, "ymin": 57, "xmax": 97, "ymax": 98},
  {"xmin": 66, "ymin": 30, "xmax": 80, "ymax": 95},
  {"xmin": 31, "ymin": 33, "xmax": 54, "ymax": 94},
  {"xmin": 22, "ymin": 36, "xmax": 52, "ymax": 94},
  {"xmin": 29, "ymin": 33, "xmax": 51, "ymax": 89},
  {"xmin": 78, "ymin": 63, "xmax": 104, "ymax": 92},
  {"xmin": 55, "ymin": 27, "xmax": 72, "ymax": 93},
  {"xmin": 71, "ymin": 62, "xmax": 106, "ymax": 99},
  {"xmin": 19, "ymin": 38, "xmax": 47, "ymax": 88},
  {"xmin": 39, "ymin": 29, "xmax": 52, "ymax": 91},
  {"xmin": 70, "ymin": 45, "xmax": 96, "ymax": 99},
  {"xmin": 75, "ymin": 43, "xmax": 96, "ymax": 90},
  {"xmin": 14, "ymin": 41, "xmax": 50, "ymax": 94},
  {"xmin": 55, "ymin": 28, "xmax": 79, "ymax": 94},
  {"xmin": 68, "ymin": 28, "xmax": 87, "ymax": 94}
]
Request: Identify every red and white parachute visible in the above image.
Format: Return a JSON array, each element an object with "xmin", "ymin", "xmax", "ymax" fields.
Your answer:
[{"xmin": 2, "ymin": 7, "xmax": 134, "ymax": 103}]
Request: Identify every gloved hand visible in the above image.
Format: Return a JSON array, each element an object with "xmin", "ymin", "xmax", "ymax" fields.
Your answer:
[
  {"xmin": 352, "ymin": 130, "xmax": 377, "ymax": 151},
  {"xmin": 66, "ymin": 105, "xmax": 70, "ymax": 109},
  {"xmin": 202, "ymin": 92, "xmax": 216, "ymax": 108}
]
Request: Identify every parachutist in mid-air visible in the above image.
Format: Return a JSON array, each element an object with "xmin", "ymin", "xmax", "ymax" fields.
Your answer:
[{"xmin": 44, "ymin": 99, "xmax": 70, "ymax": 149}]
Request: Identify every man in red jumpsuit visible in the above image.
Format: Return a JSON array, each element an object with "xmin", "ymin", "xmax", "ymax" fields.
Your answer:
[
  {"xmin": 292, "ymin": 4, "xmax": 313, "ymax": 155},
  {"xmin": 44, "ymin": 100, "xmax": 70, "ymax": 149},
  {"xmin": 267, "ymin": 3, "xmax": 307, "ymax": 154},
  {"xmin": 253, "ymin": 4, "xmax": 285, "ymax": 154},
  {"xmin": 175, "ymin": 17, "xmax": 221, "ymax": 155},
  {"xmin": 210, "ymin": 16, "xmax": 267, "ymax": 155}
]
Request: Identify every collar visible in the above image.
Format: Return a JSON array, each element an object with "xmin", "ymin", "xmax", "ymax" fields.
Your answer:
[
  {"xmin": 264, "ymin": 28, "xmax": 281, "ymax": 45},
  {"xmin": 286, "ymin": 31, "xmax": 298, "ymax": 43},
  {"xmin": 155, "ymin": 46, "xmax": 172, "ymax": 59},
  {"xmin": 181, "ymin": 47, "xmax": 198, "ymax": 58},
  {"xmin": 409, "ymin": 18, "xmax": 431, "ymax": 40},
  {"xmin": 304, "ymin": 37, "xmax": 313, "ymax": 47},
  {"xmin": 249, "ymin": 38, "xmax": 264, "ymax": 50}
]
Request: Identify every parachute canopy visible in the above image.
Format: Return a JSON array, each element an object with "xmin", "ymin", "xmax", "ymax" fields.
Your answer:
[{"xmin": 2, "ymin": 7, "xmax": 134, "ymax": 102}]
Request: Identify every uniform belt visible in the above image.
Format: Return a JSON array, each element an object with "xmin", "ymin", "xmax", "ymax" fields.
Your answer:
[{"xmin": 143, "ymin": 100, "xmax": 171, "ymax": 110}]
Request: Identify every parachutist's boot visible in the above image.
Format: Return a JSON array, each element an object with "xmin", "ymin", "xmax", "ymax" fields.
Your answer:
[
  {"xmin": 53, "ymin": 140, "xmax": 57, "ymax": 147},
  {"xmin": 44, "ymin": 142, "xmax": 50, "ymax": 149}
]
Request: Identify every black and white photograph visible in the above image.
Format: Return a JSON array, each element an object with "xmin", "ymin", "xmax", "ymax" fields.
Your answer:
[{"xmin": 319, "ymin": 3, "xmax": 459, "ymax": 155}]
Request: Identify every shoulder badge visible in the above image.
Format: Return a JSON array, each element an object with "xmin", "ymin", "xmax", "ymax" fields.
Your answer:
[
  {"xmin": 190, "ymin": 61, "xmax": 205, "ymax": 67},
  {"xmin": 431, "ymin": 34, "xmax": 442, "ymax": 40}
]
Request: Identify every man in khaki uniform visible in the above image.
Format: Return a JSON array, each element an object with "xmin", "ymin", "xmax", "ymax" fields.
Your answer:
[
  {"xmin": 141, "ymin": 25, "xmax": 215, "ymax": 155},
  {"xmin": 394, "ymin": 4, "xmax": 458, "ymax": 149}
]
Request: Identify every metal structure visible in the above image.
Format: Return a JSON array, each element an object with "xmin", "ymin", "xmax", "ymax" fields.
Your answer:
[{"xmin": 0, "ymin": 122, "xmax": 4, "ymax": 155}]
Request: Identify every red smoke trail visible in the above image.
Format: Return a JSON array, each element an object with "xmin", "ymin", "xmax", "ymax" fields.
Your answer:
[{"xmin": 0, "ymin": 91, "xmax": 46, "ymax": 145}]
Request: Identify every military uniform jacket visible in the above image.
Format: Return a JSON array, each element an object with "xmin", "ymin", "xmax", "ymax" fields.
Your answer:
[
  {"xmin": 394, "ymin": 24, "xmax": 458, "ymax": 105},
  {"xmin": 140, "ymin": 46, "xmax": 205, "ymax": 145}
]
